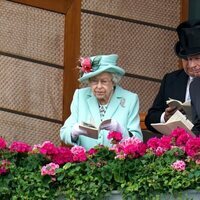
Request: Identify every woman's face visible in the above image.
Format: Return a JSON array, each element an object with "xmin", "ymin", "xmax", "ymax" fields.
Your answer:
[{"xmin": 89, "ymin": 72, "xmax": 114, "ymax": 104}]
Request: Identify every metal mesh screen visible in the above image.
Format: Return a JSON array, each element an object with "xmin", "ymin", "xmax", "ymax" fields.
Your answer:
[
  {"xmin": 0, "ymin": 0, "xmax": 65, "ymax": 65},
  {"xmin": 82, "ymin": 0, "xmax": 181, "ymax": 27},
  {"xmin": 0, "ymin": 110, "xmax": 61, "ymax": 146},
  {"xmin": 81, "ymin": 0, "xmax": 181, "ymax": 113},
  {"xmin": 0, "ymin": 1, "xmax": 65, "ymax": 145},
  {"xmin": 81, "ymin": 14, "xmax": 179, "ymax": 79},
  {"xmin": 120, "ymin": 77, "xmax": 161, "ymax": 113},
  {"xmin": 0, "ymin": 55, "xmax": 63, "ymax": 120}
]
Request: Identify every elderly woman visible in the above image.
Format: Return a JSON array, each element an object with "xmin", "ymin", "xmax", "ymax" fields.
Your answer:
[{"xmin": 60, "ymin": 54, "xmax": 142, "ymax": 150}]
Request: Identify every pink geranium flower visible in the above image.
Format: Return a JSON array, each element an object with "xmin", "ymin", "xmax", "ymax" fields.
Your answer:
[
  {"xmin": 111, "ymin": 136, "xmax": 146, "ymax": 159},
  {"xmin": 107, "ymin": 131, "xmax": 123, "ymax": 143},
  {"xmin": 147, "ymin": 136, "xmax": 172, "ymax": 156},
  {"xmin": 41, "ymin": 162, "xmax": 59, "ymax": 176},
  {"xmin": 87, "ymin": 148, "xmax": 98, "ymax": 156},
  {"xmin": 52, "ymin": 147, "xmax": 73, "ymax": 165},
  {"xmin": 39, "ymin": 141, "xmax": 58, "ymax": 156},
  {"xmin": 171, "ymin": 160, "xmax": 186, "ymax": 171},
  {"xmin": 71, "ymin": 146, "xmax": 87, "ymax": 162},
  {"xmin": 185, "ymin": 137, "xmax": 200, "ymax": 159},
  {"xmin": 0, "ymin": 159, "xmax": 11, "ymax": 175},
  {"xmin": 9, "ymin": 141, "xmax": 32, "ymax": 153},
  {"xmin": 0, "ymin": 137, "xmax": 7, "ymax": 149}
]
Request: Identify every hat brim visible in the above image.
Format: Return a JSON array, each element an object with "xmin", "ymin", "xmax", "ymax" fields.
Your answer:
[
  {"xmin": 174, "ymin": 42, "xmax": 187, "ymax": 59},
  {"xmin": 78, "ymin": 65, "xmax": 125, "ymax": 82},
  {"xmin": 175, "ymin": 41, "xmax": 200, "ymax": 59}
]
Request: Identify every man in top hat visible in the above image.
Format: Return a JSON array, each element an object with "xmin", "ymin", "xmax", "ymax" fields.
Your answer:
[
  {"xmin": 145, "ymin": 22, "xmax": 196, "ymax": 134},
  {"xmin": 145, "ymin": 59, "xmax": 193, "ymax": 133},
  {"xmin": 175, "ymin": 20, "xmax": 200, "ymax": 134}
]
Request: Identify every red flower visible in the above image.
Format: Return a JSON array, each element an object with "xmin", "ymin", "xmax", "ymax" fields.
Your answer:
[
  {"xmin": 71, "ymin": 146, "xmax": 87, "ymax": 162},
  {"xmin": 39, "ymin": 141, "xmax": 58, "ymax": 156},
  {"xmin": 107, "ymin": 131, "xmax": 123, "ymax": 143},
  {"xmin": 0, "ymin": 160, "xmax": 11, "ymax": 175},
  {"xmin": 147, "ymin": 136, "xmax": 171, "ymax": 156},
  {"xmin": 111, "ymin": 136, "xmax": 146, "ymax": 159},
  {"xmin": 0, "ymin": 137, "xmax": 7, "ymax": 149},
  {"xmin": 185, "ymin": 138, "xmax": 200, "ymax": 158},
  {"xmin": 9, "ymin": 141, "xmax": 32, "ymax": 153},
  {"xmin": 52, "ymin": 147, "xmax": 73, "ymax": 165},
  {"xmin": 80, "ymin": 57, "xmax": 92, "ymax": 73},
  {"xmin": 87, "ymin": 148, "xmax": 98, "ymax": 156}
]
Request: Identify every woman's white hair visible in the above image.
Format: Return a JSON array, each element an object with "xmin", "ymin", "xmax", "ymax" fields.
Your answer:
[{"xmin": 111, "ymin": 73, "xmax": 122, "ymax": 85}]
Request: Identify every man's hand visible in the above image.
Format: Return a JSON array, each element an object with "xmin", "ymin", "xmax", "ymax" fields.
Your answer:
[{"xmin": 164, "ymin": 106, "xmax": 177, "ymax": 122}]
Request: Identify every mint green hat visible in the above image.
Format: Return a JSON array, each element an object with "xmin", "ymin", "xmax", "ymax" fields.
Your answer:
[{"xmin": 78, "ymin": 54, "xmax": 125, "ymax": 82}]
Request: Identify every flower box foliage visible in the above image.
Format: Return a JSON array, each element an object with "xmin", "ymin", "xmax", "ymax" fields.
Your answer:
[{"xmin": 1, "ymin": 128, "xmax": 200, "ymax": 199}]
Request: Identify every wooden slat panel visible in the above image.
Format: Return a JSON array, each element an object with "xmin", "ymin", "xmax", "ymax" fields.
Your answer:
[{"xmin": 8, "ymin": 0, "xmax": 72, "ymax": 14}]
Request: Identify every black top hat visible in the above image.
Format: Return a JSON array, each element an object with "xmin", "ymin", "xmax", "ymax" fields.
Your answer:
[{"xmin": 175, "ymin": 20, "xmax": 200, "ymax": 59}]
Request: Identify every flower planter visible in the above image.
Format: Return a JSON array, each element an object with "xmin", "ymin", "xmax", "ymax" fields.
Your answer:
[
  {"xmin": 104, "ymin": 190, "xmax": 123, "ymax": 200},
  {"xmin": 105, "ymin": 190, "xmax": 200, "ymax": 200},
  {"xmin": 159, "ymin": 190, "xmax": 200, "ymax": 200}
]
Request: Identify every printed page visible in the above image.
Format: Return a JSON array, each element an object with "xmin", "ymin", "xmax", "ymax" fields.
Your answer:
[
  {"xmin": 151, "ymin": 120, "xmax": 194, "ymax": 136},
  {"xmin": 167, "ymin": 110, "xmax": 187, "ymax": 122},
  {"xmin": 79, "ymin": 122, "xmax": 98, "ymax": 139},
  {"xmin": 151, "ymin": 110, "xmax": 194, "ymax": 136},
  {"xmin": 79, "ymin": 119, "xmax": 112, "ymax": 139}
]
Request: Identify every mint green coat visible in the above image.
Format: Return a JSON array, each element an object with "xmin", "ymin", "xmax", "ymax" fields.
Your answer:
[{"xmin": 60, "ymin": 86, "xmax": 142, "ymax": 150}]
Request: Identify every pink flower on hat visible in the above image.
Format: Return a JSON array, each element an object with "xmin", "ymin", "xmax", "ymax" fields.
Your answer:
[{"xmin": 80, "ymin": 57, "xmax": 92, "ymax": 73}]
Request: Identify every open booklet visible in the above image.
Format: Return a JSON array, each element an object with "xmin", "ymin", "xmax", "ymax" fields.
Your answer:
[
  {"xmin": 151, "ymin": 110, "xmax": 195, "ymax": 136},
  {"xmin": 79, "ymin": 119, "xmax": 111, "ymax": 139},
  {"xmin": 166, "ymin": 98, "xmax": 192, "ymax": 121}
]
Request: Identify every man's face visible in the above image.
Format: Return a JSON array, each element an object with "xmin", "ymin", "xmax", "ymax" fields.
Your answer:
[
  {"xmin": 182, "ymin": 59, "xmax": 195, "ymax": 77},
  {"xmin": 186, "ymin": 54, "xmax": 200, "ymax": 77}
]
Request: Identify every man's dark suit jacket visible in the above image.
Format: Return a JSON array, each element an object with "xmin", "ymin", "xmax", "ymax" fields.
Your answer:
[
  {"xmin": 145, "ymin": 69, "xmax": 189, "ymax": 133},
  {"xmin": 190, "ymin": 77, "xmax": 200, "ymax": 135}
]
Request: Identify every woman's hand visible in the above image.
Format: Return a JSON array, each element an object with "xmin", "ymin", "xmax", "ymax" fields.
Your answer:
[
  {"xmin": 100, "ymin": 119, "xmax": 123, "ymax": 133},
  {"xmin": 71, "ymin": 123, "xmax": 87, "ymax": 141}
]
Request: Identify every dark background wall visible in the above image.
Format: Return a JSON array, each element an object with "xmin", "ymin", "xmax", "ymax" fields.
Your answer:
[{"xmin": 189, "ymin": 0, "xmax": 200, "ymax": 20}]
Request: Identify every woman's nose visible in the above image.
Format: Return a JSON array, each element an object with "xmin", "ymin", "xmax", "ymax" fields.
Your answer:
[{"xmin": 96, "ymin": 81, "xmax": 103, "ymax": 87}]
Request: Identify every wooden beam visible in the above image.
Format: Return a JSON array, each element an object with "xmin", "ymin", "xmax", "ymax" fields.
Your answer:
[
  {"xmin": 8, "ymin": 0, "xmax": 73, "ymax": 14},
  {"xmin": 63, "ymin": 0, "xmax": 81, "ymax": 121},
  {"xmin": 181, "ymin": 0, "xmax": 189, "ymax": 22},
  {"xmin": 140, "ymin": 112, "xmax": 147, "ymax": 130}
]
